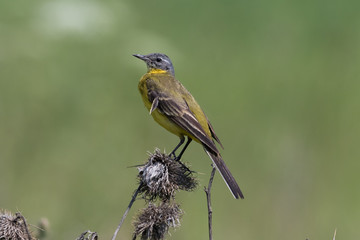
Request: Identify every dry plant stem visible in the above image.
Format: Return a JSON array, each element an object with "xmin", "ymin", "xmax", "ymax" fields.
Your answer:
[
  {"xmin": 204, "ymin": 165, "xmax": 216, "ymax": 240},
  {"xmin": 112, "ymin": 184, "xmax": 143, "ymax": 240}
]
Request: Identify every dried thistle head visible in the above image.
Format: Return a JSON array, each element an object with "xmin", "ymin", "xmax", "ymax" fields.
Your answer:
[
  {"xmin": 0, "ymin": 210, "xmax": 32, "ymax": 240},
  {"xmin": 76, "ymin": 230, "xmax": 98, "ymax": 240},
  {"xmin": 35, "ymin": 218, "xmax": 49, "ymax": 240},
  {"xmin": 138, "ymin": 149, "xmax": 198, "ymax": 201},
  {"xmin": 133, "ymin": 202, "xmax": 182, "ymax": 240}
]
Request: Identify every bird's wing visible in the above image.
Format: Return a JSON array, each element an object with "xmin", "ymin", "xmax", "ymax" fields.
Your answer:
[
  {"xmin": 206, "ymin": 117, "xmax": 224, "ymax": 149},
  {"xmin": 146, "ymin": 79, "xmax": 219, "ymax": 154}
]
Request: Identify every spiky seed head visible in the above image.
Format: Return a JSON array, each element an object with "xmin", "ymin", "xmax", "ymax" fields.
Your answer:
[
  {"xmin": 138, "ymin": 149, "xmax": 197, "ymax": 201},
  {"xmin": 0, "ymin": 211, "xmax": 32, "ymax": 240},
  {"xmin": 133, "ymin": 202, "xmax": 182, "ymax": 240}
]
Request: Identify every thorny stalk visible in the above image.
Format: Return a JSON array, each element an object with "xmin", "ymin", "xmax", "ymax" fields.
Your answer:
[
  {"xmin": 204, "ymin": 165, "xmax": 216, "ymax": 240},
  {"xmin": 112, "ymin": 184, "xmax": 143, "ymax": 240}
]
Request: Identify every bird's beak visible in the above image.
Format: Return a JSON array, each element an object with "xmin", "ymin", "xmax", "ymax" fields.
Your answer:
[{"xmin": 133, "ymin": 54, "xmax": 148, "ymax": 62}]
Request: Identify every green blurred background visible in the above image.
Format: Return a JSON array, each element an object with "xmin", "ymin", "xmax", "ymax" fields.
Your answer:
[{"xmin": 1, "ymin": 0, "xmax": 359, "ymax": 239}]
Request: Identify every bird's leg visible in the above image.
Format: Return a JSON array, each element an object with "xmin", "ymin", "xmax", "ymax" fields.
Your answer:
[
  {"xmin": 175, "ymin": 137, "xmax": 194, "ymax": 173},
  {"xmin": 174, "ymin": 137, "xmax": 192, "ymax": 161},
  {"xmin": 170, "ymin": 136, "xmax": 185, "ymax": 159},
  {"xmin": 170, "ymin": 137, "xmax": 194, "ymax": 173}
]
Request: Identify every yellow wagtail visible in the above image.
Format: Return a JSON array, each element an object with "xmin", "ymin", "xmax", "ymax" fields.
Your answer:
[{"xmin": 133, "ymin": 53, "xmax": 244, "ymax": 199}]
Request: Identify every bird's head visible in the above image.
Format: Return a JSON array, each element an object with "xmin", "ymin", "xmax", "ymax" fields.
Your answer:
[{"xmin": 133, "ymin": 53, "xmax": 175, "ymax": 76}]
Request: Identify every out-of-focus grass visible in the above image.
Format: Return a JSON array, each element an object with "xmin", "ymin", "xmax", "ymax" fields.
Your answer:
[{"xmin": 1, "ymin": 0, "xmax": 359, "ymax": 239}]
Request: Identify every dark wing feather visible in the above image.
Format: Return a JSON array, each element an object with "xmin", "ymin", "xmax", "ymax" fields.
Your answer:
[{"xmin": 207, "ymin": 120, "xmax": 224, "ymax": 149}]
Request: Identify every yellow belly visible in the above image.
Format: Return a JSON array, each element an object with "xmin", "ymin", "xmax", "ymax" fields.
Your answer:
[
  {"xmin": 142, "ymin": 95, "xmax": 202, "ymax": 143},
  {"xmin": 152, "ymin": 110, "xmax": 185, "ymax": 136},
  {"xmin": 142, "ymin": 95, "xmax": 183, "ymax": 135}
]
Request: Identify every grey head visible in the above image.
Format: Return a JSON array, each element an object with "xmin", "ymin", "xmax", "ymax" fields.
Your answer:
[{"xmin": 133, "ymin": 53, "xmax": 175, "ymax": 76}]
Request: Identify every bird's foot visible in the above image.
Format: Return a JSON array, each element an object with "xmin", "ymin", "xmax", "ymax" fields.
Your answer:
[{"xmin": 170, "ymin": 151, "xmax": 177, "ymax": 160}]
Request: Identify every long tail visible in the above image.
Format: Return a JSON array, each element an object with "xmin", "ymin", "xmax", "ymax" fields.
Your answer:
[{"xmin": 204, "ymin": 148, "xmax": 244, "ymax": 199}]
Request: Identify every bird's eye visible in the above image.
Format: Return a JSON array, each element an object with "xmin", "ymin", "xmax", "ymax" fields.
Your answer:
[{"xmin": 156, "ymin": 58, "xmax": 162, "ymax": 62}]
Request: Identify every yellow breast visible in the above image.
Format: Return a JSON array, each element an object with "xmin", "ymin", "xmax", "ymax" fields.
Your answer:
[{"xmin": 138, "ymin": 72, "xmax": 188, "ymax": 138}]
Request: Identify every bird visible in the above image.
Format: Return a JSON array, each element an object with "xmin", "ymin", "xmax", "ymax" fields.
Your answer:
[{"xmin": 133, "ymin": 53, "xmax": 244, "ymax": 199}]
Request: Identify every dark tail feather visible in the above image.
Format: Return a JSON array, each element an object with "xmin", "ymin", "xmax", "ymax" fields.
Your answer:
[{"xmin": 204, "ymin": 148, "xmax": 244, "ymax": 199}]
